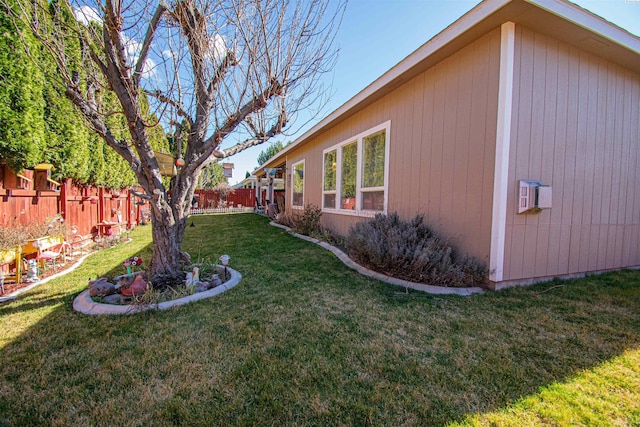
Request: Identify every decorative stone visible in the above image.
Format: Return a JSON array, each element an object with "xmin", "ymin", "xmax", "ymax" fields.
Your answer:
[
  {"xmin": 120, "ymin": 274, "xmax": 148, "ymax": 296},
  {"xmin": 195, "ymin": 281, "xmax": 209, "ymax": 293},
  {"xmin": 211, "ymin": 274, "xmax": 222, "ymax": 287},
  {"xmin": 89, "ymin": 278, "xmax": 116, "ymax": 297},
  {"xmin": 102, "ymin": 293, "xmax": 122, "ymax": 304},
  {"xmin": 116, "ymin": 271, "xmax": 147, "ymax": 289}
]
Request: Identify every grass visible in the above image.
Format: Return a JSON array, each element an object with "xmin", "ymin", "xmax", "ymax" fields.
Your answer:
[{"xmin": 1, "ymin": 213, "xmax": 639, "ymax": 426}]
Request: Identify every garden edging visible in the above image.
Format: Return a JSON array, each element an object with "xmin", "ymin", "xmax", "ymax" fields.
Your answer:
[
  {"xmin": 269, "ymin": 221, "xmax": 485, "ymax": 296},
  {"xmin": 72, "ymin": 266, "xmax": 242, "ymax": 315}
]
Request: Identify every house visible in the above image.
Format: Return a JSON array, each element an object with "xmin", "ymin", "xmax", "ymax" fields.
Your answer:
[
  {"xmin": 255, "ymin": 0, "xmax": 640, "ymax": 289},
  {"xmin": 235, "ymin": 173, "xmax": 285, "ymax": 206}
]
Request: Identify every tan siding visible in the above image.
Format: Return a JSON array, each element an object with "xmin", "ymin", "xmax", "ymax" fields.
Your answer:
[
  {"xmin": 283, "ymin": 29, "xmax": 501, "ymax": 263},
  {"xmin": 504, "ymin": 26, "xmax": 640, "ymax": 281}
]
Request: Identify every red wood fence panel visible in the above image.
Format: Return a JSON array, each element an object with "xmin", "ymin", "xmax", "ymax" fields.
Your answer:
[
  {"xmin": 1, "ymin": 172, "xmax": 145, "ymax": 240},
  {"xmin": 2, "ymin": 165, "xmax": 259, "ymax": 242},
  {"xmin": 194, "ymin": 188, "xmax": 256, "ymax": 209}
]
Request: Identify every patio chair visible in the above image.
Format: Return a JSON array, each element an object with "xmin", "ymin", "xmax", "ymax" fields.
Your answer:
[
  {"xmin": 37, "ymin": 241, "xmax": 72, "ymax": 272},
  {"xmin": 0, "ymin": 247, "xmax": 22, "ymax": 294}
]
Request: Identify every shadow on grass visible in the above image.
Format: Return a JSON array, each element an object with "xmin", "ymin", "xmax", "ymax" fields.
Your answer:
[{"xmin": 0, "ymin": 213, "xmax": 639, "ymax": 426}]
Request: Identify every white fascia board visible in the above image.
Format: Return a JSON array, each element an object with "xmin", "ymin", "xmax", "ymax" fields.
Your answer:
[{"xmin": 527, "ymin": 0, "xmax": 640, "ymax": 54}]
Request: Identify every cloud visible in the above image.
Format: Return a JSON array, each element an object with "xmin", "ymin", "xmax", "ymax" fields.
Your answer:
[
  {"xmin": 142, "ymin": 57, "xmax": 157, "ymax": 78},
  {"xmin": 122, "ymin": 36, "xmax": 157, "ymax": 78},
  {"xmin": 74, "ymin": 5, "xmax": 102, "ymax": 26},
  {"xmin": 209, "ymin": 34, "xmax": 228, "ymax": 62}
]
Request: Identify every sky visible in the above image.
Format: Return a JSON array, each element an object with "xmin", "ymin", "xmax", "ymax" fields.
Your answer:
[{"xmin": 225, "ymin": 0, "xmax": 640, "ymax": 185}]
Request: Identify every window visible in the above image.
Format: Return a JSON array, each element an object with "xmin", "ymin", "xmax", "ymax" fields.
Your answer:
[
  {"xmin": 323, "ymin": 150, "xmax": 336, "ymax": 209},
  {"xmin": 361, "ymin": 130, "xmax": 386, "ymax": 211},
  {"xmin": 341, "ymin": 142, "xmax": 357, "ymax": 210},
  {"xmin": 292, "ymin": 160, "xmax": 305, "ymax": 208},
  {"xmin": 322, "ymin": 121, "xmax": 389, "ymax": 215}
]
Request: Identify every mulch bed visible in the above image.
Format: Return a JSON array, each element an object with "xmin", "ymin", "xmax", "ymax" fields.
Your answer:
[{"xmin": 1, "ymin": 258, "xmax": 80, "ymax": 297}]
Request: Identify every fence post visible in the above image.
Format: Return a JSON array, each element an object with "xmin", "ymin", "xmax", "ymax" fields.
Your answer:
[
  {"xmin": 58, "ymin": 179, "xmax": 69, "ymax": 221},
  {"xmin": 126, "ymin": 190, "xmax": 132, "ymax": 229},
  {"xmin": 98, "ymin": 186, "xmax": 104, "ymax": 225}
]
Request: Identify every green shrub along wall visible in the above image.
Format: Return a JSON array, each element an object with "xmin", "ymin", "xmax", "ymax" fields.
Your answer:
[{"xmin": 0, "ymin": 0, "xmax": 169, "ymax": 188}]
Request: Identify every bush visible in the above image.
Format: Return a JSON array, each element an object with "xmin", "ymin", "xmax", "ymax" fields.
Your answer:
[
  {"xmin": 0, "ymin": 214, "xmax": 68, "ymax": 250},
  {"xmin": 346, "ymin": 213, "xmax": 487, "ymax": 287},
  {"xmin": 277, "ymin": 204, "xmax": 322, "ymax": 237},
  {"xmin": 296, "ymin": 204, "xmax": 322, "ymax": 236}
]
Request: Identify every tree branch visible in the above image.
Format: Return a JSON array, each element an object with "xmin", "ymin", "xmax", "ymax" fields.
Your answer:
[
  {"xmin": 144, "ymin": 90, "xmax": 193, "ymax": 126},
  {"xmin": 133, "ymin": 1, "xmax": 167, "ymax": 86},
  {"xmin": 219, "ymin": 105, "xmax": 287, "ymax": 158},
  {"xmin": 104, "ymin": 0, "xmax": 130, "ymax": 76},
  {"xmin": 203, "ymin": 78, "xmax": 284, "ymax": 150},
  {"xmin": 64, "ymin": 86, "xmax": 139, "ymax": 173},
  {"xmin": 206, "ymin": 50, "xmax": 237, "ymax": 97}
]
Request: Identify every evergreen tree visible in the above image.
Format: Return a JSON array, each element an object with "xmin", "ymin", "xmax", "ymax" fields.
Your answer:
[
  {"xmin": 0, "ymin": 0, "xmax": 46, "ymax": 172},
  {"xmin": 257, "ymin": 141, "xmax": 288, "ymax": 166},
  {"xmin": 198, "ymin": 163, "xmax": 226, "ymax": 189}
]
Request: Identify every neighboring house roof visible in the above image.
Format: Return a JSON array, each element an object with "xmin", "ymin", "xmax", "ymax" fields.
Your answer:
[{"xmin": 255, "ymin": 0, "xmax": 640, "ymax": 176}]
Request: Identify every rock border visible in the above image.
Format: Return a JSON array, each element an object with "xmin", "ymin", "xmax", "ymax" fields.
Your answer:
[
  {"xmin": 270, "ymin": 221, "xmax": 485, "ymax": 296},
  {"xmin": 72, "ymin": 266, "xmax": 242, "ymax": 315}
]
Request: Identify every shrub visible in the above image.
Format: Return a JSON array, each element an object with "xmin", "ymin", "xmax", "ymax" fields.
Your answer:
[
  {"xmin": 276, "ymin": 204, "xmax": 322, "ymax": 237},
  {"xmin": 295, "ymin": 204, "xmax": 322, "ymax": 236},
  {"xmin": 346, "ymin": 213, "xmax": 487, "ymax": 287},
  {"xmin": 0, "ymin": 214, "xmax": 68, "ymax": 250}
]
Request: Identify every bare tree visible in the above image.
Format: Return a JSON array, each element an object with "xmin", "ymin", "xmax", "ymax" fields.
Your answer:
[{"xmin": 11, "ymin": 0, "xmax": 344, "ymax": 286}]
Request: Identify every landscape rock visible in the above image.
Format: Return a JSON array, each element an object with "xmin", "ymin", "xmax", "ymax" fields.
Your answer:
[
  {"xmin": 195, "ymin": 282, "xmax": 207, "ymax": 293},
  {"xmin": 180, "ymin": 251, "xmax": 192, "ymax": 267},
  {"xmin": 211, "ymin": 274, "xmax": 222, "ymax": 287},
  {"xmin": 102, "ymin": 294, "xmax": 122, "ymax": 304},
  {"xmin": 116, "ymin": 271, "xmax": 147, "ymax": 289},
  {"xmin": 89, "ymin": 278, "xmax": 116, "ymax": 297},
  {"xmin": 120, "ymin": 274, "xmax": 148, "ymax": 297}
]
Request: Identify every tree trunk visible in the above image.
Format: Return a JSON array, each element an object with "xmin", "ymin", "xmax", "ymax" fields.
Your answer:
[{"xmin": 147, "ymin": 198, "xmax": 188, "ymax": 289}]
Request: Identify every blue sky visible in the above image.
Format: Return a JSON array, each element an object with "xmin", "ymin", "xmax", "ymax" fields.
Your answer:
[{"xmin": 226, "ymin": 0, "xmax": 640, "ymax": 184}]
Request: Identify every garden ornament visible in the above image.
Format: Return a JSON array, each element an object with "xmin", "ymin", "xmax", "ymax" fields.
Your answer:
[
  {"xmin": 186, "ymin": 267, "xmax": 200, "ymax": 287},
  {"xmin": 25, "ymin": 259, "xmax": 40, "ymax": 283}
]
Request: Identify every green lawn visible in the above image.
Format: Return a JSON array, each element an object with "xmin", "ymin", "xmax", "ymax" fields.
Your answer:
[{"xmin": 1, "ymin": 213, "xmax": 639, "ymax": 426}]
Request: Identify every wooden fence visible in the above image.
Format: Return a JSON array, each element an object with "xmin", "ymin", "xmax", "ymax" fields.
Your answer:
[
  {"xmin": 194, "ymin": 188, "xmax": 256, "ymax": 210},
  {"xmin": 1, "ymin": 166, "xmax": 257, "ymax": 240},
  {"xmin": 1, "ymin": 167, "xmax": 149, "ymax": 239}
]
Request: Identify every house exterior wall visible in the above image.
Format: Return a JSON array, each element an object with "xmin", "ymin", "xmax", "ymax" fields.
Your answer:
[
  {"xmin": 284, "ymin": 28, "xmax": 501, "ymax": 263},
  {"xmin": 503, "ymin": 25, "xmax": 640, "ymax": 282}
]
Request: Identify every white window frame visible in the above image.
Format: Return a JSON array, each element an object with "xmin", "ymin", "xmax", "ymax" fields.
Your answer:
[
  {"xmin": 321, "ymin": 121, "xmax": 390, "ymax": 217},
  {"xmin": 322, "ymin": 149, "xmax": 338, "ymax": 211},
  {"xmin": 291, "ymin": 159, "xmax": 305, "ymax": 210}
]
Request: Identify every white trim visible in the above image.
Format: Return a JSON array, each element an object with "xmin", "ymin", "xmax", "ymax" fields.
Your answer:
[
  {"xmin": 321, "ymin": 121, "xmax": 390, "ymax": 216},
  {"xmin": 490, "ymin": 21, "xmax": 515, "ymax": 283},
  {"xmin": 527, "ymin": 0, "xmax": 640, "ymax": 55},
  {"xmin": 291, "ymin": 159, "xmax": 305, "ymax": 210},
  {"xmin": 322, "ymin": 148, "xmax": 338, "ymax": 209},
  {"xmin": 383, "ymin": 121, "xmax": 391, "ymax": 213}
]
